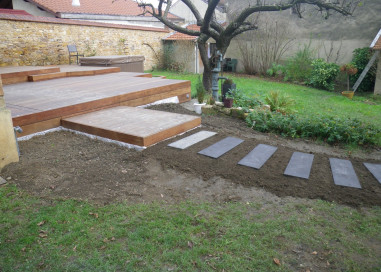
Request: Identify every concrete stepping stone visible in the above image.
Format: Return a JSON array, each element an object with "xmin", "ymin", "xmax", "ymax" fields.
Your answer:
[
  {"xmin": 238, "ymin": 144, "xmax": 277, "ymax": 169},
  {"xmin": 284, "ymin": 152, "xmax": 314, "ymax": 179},
  {"xmin": 363, "ymin": 163, "xmax": 381, "ymax": 184},
  {"xmin": 329, "ymin": 158, "xmax": 361, "ymax": 189},
  {"xmin": 198, "ymin": 136, "xmax": 244, "ymax": 159},
  {"xmin": 168, "ymin": 130, "xmax": 217, "ymax": 149}
]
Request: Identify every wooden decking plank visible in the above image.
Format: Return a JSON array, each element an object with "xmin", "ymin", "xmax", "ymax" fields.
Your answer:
[{"xmin": 62, "ymin": 107, "xmax": 201, "ymax": 147}]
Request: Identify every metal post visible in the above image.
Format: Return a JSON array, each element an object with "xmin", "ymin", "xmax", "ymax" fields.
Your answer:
[
  {"xmin": 13, "ymin": 126, "xmax": 23, "ymax": 156},
  {"xmin": 211, "ymin": 51, "xmax": 224, "ymax": 101}
]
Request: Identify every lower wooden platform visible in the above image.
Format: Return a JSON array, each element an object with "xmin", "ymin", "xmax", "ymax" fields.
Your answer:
[
  {"xmin": 4, "ymin": 72, "xmax": 191, "ymax": 137},
  {"xmin": 62, "ymin": 106, "xmax": 201, "ymax": 147}
]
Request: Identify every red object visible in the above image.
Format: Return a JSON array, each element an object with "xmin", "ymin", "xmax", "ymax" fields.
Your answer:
[
  {"xmin": 0, "ymin": 9, "xmax": 31, "ymax": 15},
  {"xmin": 224, "ymin": 98, "xmax": 233, "ymax": 108}
]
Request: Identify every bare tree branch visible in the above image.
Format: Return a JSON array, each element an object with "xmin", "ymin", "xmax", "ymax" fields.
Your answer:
[
  {"xmin": 180, "ymin": 0, "xmax": 203, "ymax": 24},
  {"xmin": 133, "ymin": 0, "xmax": 358, "ymax": 90}
]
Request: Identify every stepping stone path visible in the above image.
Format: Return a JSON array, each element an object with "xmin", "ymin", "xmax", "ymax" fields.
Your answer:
[
  {"xmin": 238, "ymin": 144, "xmax": 277, "ymax": 169},
  {"xmin": 167, "ymin": 131, "xmax": 380, "ymax": 190},
  {"xmin": 198, "ymin": 136, "xmax": 244, "ymax": 159},
  {"xmin": 168, "ymin": 131, "xmax": 217, "ymax": 149},
  {"xmin": 284, "ymin": 152, "xmax": 314, "ymax": 179},
  {"xmin": 364, "ymin": 163, "xmax": 381, "ymax": 184},
  {"xmin": 330, "ymin": 158, "xmax": 361, "ymax": 189}
]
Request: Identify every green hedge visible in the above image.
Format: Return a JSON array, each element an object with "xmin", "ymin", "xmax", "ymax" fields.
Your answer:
[{"xmin": 246, "ymin": 110, "xmax": 381, "ymax": 146}]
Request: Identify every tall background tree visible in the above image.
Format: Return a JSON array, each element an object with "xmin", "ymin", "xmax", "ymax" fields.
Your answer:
[{"xmin": 137, "ymin": 0, "xmax": 360, "ymax": 90}]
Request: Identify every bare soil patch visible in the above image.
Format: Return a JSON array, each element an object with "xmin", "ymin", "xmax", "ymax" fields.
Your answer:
[{"xmin": 1, "ymin": 103, "xmax": 380, "ymax": 207}]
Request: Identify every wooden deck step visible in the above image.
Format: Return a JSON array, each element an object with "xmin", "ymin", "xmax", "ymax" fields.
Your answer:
[
  {"xmin": 28, "ymin": 67, "xmax": 121, "ymax": 82},
  {"xmin": 1, "ymin": 67, "xmax": 61, "ymax": 85},
  {"xmin": 28, "ymin": 72, "xmax": 67, "ymax": 82},
  {"xmin": 61, "ymin": 106, "xmax": 201, "ymax": 147}
]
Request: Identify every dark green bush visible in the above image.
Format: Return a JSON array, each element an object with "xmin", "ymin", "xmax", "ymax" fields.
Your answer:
[
  {"xmin": 350, "ymin": 48, "xmax": 377, "ymax": 92},
  {"xmin": 230, "ymin": 89, "xmax": 262, "ymax": 110},
  {"xmin": 307, "ymin": 59, "xmax": 340, "ymax": 91},
  {"xmin": 246, "ymin": 111, "xmax": 381, "ymax": 146}
]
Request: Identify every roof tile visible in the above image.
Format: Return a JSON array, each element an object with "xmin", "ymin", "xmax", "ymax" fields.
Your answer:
[{"xmin": 163, "ymin": 24, "xmax": 199, "ymax": 40}]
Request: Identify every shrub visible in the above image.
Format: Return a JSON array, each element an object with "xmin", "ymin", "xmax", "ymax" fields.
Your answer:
[
  {"xmin": 264, "ymin": 91, "xmax": 295, "ymax": 114},
  {"xmin": 307, "ymin": 59, "xmax": 340, "ymax": 91},
  {"xmin": 266, "ymin": 63, "xmax": 285, "ymax": 77},
  {"xmin": 350, "ymin": 47, "xmax": 377, "ymax": 92},
  {"xmin": 196, "ymin": 76, "xmax": 206, "ymax": 104},
  {"xmin": 283, "ymin": 43, "xmax": 315, "ymax": 82},
  {"xmin": 246, "ymin": 111, "xmax": 381, "ymax": 146},
  {"xmin": 230, "ymin": 89, "xmax": 262, "ymax": 110},
  {"xmin": 237, "ymin": 17, "xmax": 294, "ymax": 75}
]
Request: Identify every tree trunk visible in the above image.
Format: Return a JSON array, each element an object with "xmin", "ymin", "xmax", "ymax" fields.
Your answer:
[
  {"xmin": 197, "ymin": 40, "xmax": 212, "ymax": 92},
  {"xmin": 202, "ymin": 67, "xmax": 212, "ymax": 92},
  {"xmin": 198, "ymin": 38, "xmax": 229, "ymax": 92}
]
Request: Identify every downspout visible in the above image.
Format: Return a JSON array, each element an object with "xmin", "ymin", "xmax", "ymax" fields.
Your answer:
[{"xmin": 195, "ymin": 42, "xmax": 199, "ymax": 74}]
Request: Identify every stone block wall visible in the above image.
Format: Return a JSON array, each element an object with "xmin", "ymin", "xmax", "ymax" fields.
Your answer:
[
  {"xmin": 0, "ymin": 77, "xmax": 19, "ymax": 170},
  {"xmin": 0, "ymin": 17, "xmax": 168, "ymax": 70}
]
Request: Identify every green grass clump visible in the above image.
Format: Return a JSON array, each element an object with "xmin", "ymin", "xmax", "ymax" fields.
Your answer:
[{"xmin": 149, "ymin": 70, "xmax": 381, "ymax": 146}]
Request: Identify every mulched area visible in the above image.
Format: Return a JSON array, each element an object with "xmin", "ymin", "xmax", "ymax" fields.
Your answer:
[{"xmin": 1, "ymin": 103, "xmax": 380, "ymax": 207}]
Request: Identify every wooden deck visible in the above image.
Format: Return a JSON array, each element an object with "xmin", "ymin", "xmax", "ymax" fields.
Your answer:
[
  {"xmin": 62, "ymin": 107, "xmax": 201, "ymax": 147},
  {"xmin": 3, "ymin": 71, "xmax": 191, "ymax": 137}
]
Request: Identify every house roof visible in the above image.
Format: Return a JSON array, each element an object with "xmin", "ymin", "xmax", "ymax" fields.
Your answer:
[
  {"xmin": 28, "ymin": 0, "xmax": 180, "ymax": 19},
  {"xmin": 0, "ymin": 8, "xmax": 31, "ymax": 15},
  {"xmin": 163, "ymin": 24, "xmax": 199, "ymax": 41},
  {"xmin": 370, "ymin": 29, "xmax": 381, "ymax": 50}
]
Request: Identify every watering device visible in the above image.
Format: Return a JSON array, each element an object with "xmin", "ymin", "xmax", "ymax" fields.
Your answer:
[
  {"xmin": 211, "ymin": 50, "xmax": 227, "ymax": 101},
  {"xmin": 13, "ymin": 126, "xmax": 23, "ymax": 156}
]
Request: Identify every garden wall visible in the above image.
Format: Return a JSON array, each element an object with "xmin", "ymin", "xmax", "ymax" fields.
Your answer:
[
  {"xmin": 226, "ymin": 0, "xmax": 381, "ymax": 72},
  {"xmin": 0, "ymin": 14, "xmax": 168, "ymax": 69}
]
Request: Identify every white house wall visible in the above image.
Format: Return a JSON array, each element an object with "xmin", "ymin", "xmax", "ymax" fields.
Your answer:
[
  {"xmin": 170, "ymin": 0, "xmax": 225, "ymax": 23},
  {"xmin": 12, "ymin": 0, "xmax": 55, "ymax": 17}
]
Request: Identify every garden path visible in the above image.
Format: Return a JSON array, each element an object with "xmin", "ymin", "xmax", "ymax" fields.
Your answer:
[{"xmin": 169, "ymin": 130, "xmax": 381, "ymax": 189}]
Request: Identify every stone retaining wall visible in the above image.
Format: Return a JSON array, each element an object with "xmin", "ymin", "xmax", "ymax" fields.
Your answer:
[
  {"xmin": 0, "ymin": 77, "xmax": 19, "ymax": 170},
  {"xmin": 0, "ymin": 16, "xmax": 168, "ymax": 69}
]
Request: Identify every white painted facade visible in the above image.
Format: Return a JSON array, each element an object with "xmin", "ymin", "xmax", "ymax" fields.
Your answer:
[
  {"xmin": 12, "ymin": 0, "xmax": 55, "ymax": 17},
  {"xmin": 170, "ymin": 0, "xmax": 226, "ymax": 23},
  {"xmin": 11, "ymin": 0, "xmax": 182, "ymax": 29}
]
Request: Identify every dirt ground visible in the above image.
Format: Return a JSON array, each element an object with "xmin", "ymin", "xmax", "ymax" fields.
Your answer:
[{"xmin": 1, "ymin": 103, "xmax": 380, "ymax": 207}]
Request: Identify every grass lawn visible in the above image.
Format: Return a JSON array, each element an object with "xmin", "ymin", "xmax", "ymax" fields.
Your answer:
[
  {"xmin": 150, "ymin": 71, "xmax": 381, "ymax": 129},
  {"xmin": 1, "ymin": 185, "xmax": 380, "ymax": 271}
]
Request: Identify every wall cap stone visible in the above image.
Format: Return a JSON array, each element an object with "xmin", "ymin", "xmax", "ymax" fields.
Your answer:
[{"xmin": 0, "ymin": 14, "xmax": 169, "ymax": 33}]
